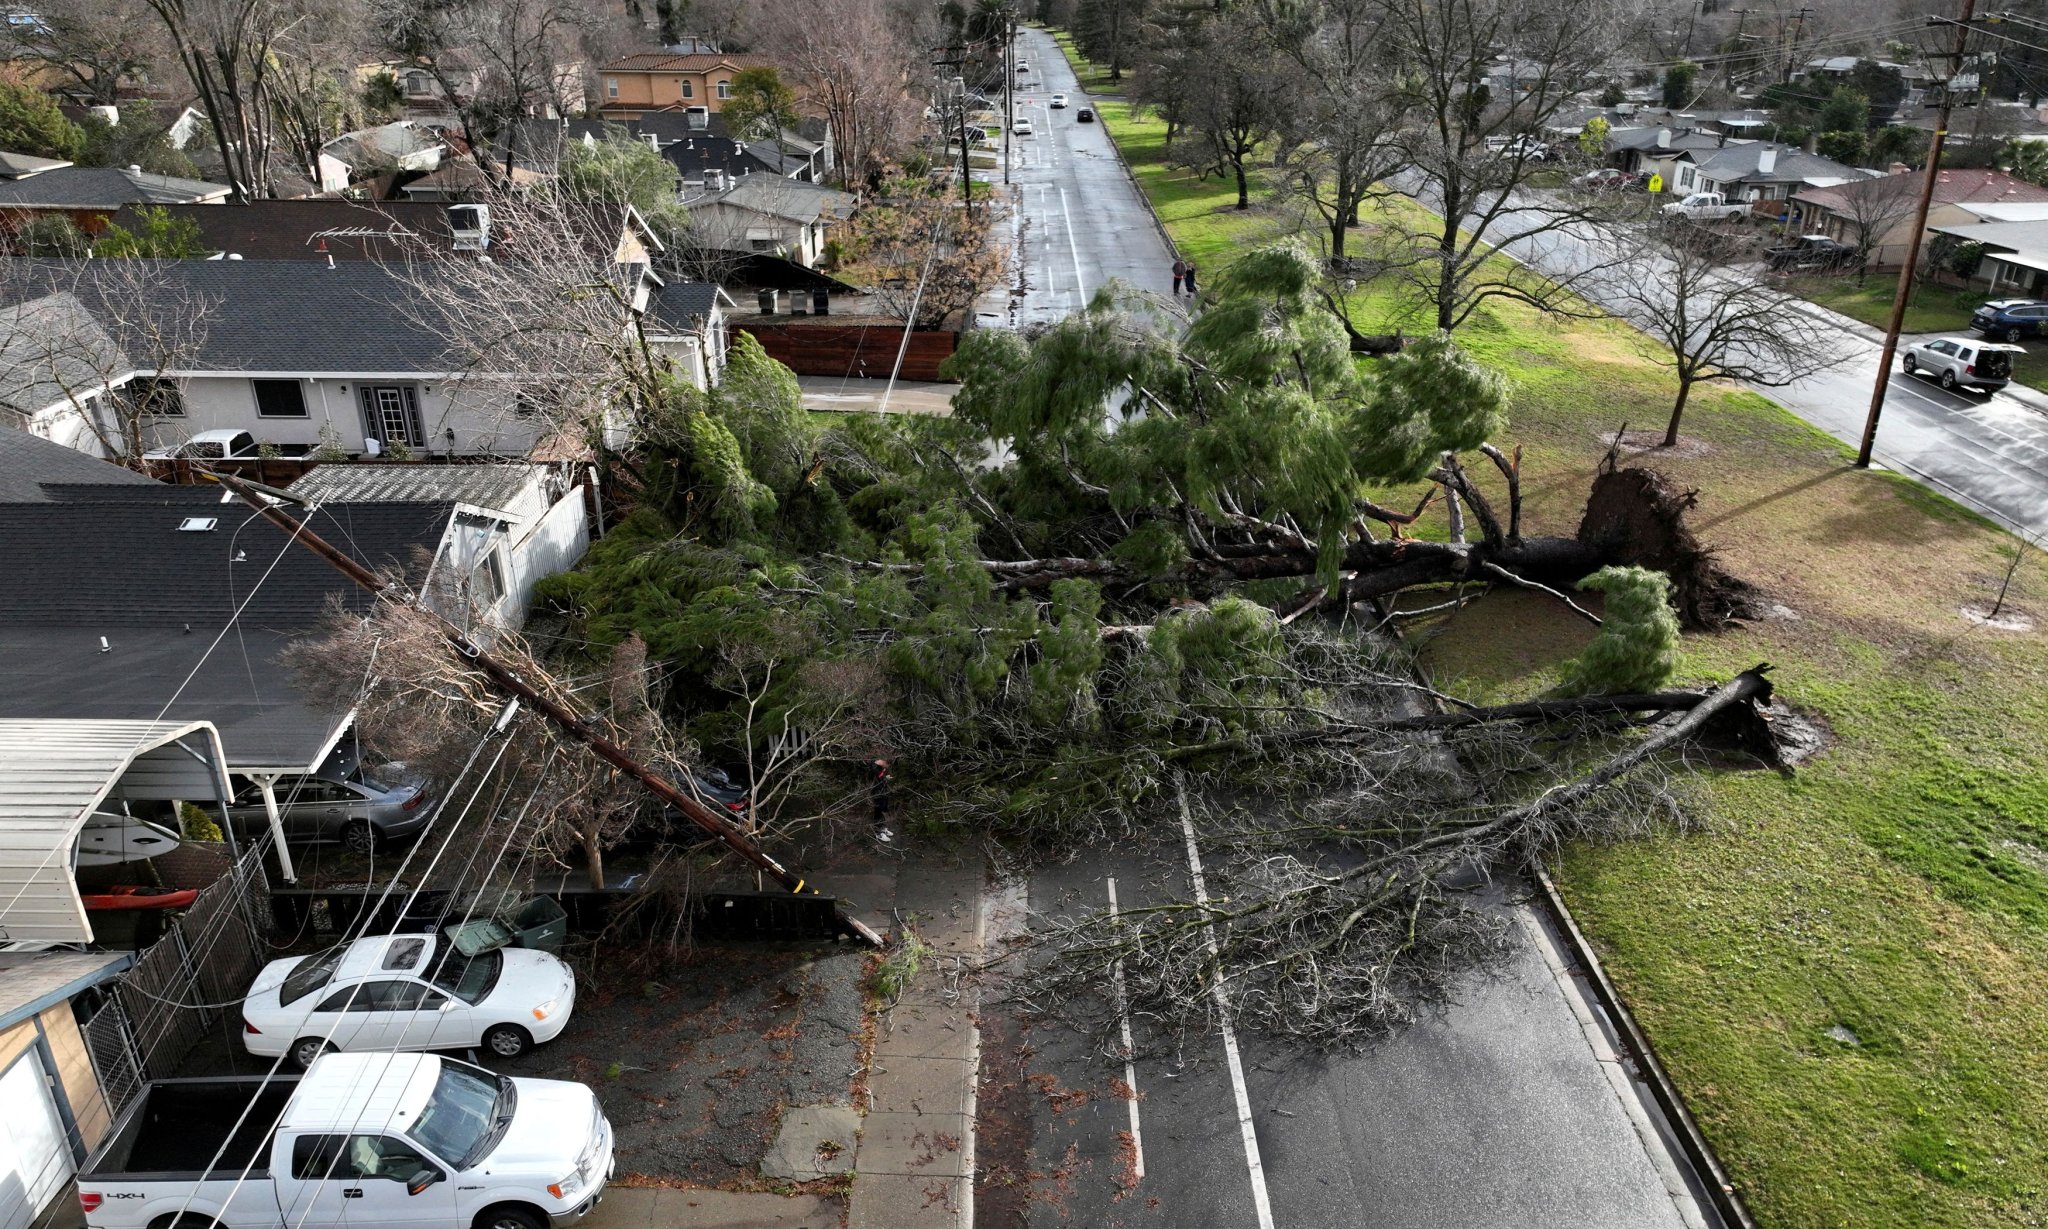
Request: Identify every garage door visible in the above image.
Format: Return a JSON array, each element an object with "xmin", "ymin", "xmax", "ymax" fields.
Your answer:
[{"xmin": 0, "ymin": 1051, "xmax": 74, "ymax": 1229}]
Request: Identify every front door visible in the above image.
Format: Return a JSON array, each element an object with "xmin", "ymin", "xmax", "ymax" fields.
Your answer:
[{"xmin": 358, "ymin": 385, "xmax": 425, "ymax": 450}]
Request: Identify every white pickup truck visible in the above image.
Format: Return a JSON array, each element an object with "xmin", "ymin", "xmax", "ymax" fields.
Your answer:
[
  {"xmin": 1660, "ymin": 192, "xmax": 1751, "ymax": 221},
  {"xmin": 77, "ymin": 1052, "xmax": 611, "ymax": 1229}
]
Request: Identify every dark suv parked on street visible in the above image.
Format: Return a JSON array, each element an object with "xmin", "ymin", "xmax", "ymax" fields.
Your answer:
[{"xmin": 1969, "ymin": 298, "xmax": 2048, "ymax": 341}]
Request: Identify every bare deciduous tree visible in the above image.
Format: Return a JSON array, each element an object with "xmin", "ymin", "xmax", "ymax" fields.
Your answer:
[
  {"xmin": 145, "ymin": 0, "xmax": 297, "ymax": 200},
  {"xmin": 1257, "ymin": 0, "xmax": 1412, "ymax": 261},
  {"xmin": 375, "ymin": 0, "xmax": 591, "ymax": 184},
  {"xmin": 1613, "ymin": 219, "xmax": 1850, "ymax": 446},
  {"xmin": 1377, "ymin": 0, "xmax": 1641, "ymax": 330},
  {"xmin": 1820, "ymin": 172, "xmax": 1924, "ymax": 279},
  {"xmin": 750, "ymin": 0, "xmax": 923, "ymax": 189},
  {"xmin": 850, "ymin": 183, "xmax": 1010, "ymax": 328},
  {"xmin": 7, "ymin": 0, "xmax": 171, "ymax": 106},
  {"xmin": 0, "ymin": 260, "xmax": 214, "ymax": 466}
]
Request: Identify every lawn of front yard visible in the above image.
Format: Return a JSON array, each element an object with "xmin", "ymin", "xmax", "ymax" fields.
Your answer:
[
  {"xmin": 1789, "ymin": 275, "xmax": 2048, "ymax": 394},
  {"xmin": 1058, "ymin": 31, "xmax": 2048, "ymax": 1229}
]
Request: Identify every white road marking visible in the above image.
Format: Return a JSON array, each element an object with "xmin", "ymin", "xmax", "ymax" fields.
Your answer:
[
  {"xmin": 1174, "ymin": 780, "xmax": 1276, "ymax": 1229},
  {"xmin": 1105, "ymin": 877, "xmax": 1146, "ymax": 1180},
  {"xmin": 1059, "ymin": 185, "xmax": 1088, "ymax": 304}
]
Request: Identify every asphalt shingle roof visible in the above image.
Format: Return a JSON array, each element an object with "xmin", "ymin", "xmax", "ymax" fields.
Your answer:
[
  {"xmin": 1682, "ymin": 143, "xmax": 1861, "ymax": 184},
  {"xmin": 0, "ymin": 481, "xmax": 453, "ymax": 768},
  {"xmin": 105, "ymin": 201, "xmax": 465, "ymax": 261},
  {"xmin": 0, "ymin": 429, "xmax": 158, "ymax": 500},
  {"xmin": 0, "ymin": 165, "xmax": 229, "ymax": 208},
  {"xmin": 646, "ymin": 280, "xmax": 723, "ymax": 334},
  {"xmin": 0, "ymin": 260, "xmax": 464, "ymax": 374}
]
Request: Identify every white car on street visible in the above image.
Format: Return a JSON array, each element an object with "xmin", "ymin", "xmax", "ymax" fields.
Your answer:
[
  {"xmin": 1900, "ymin": 335, "xmax": 2023, "ymax": 394},
  {"xmin": 243, "ymin": 933, "xmax": 576, "ymax": 1069},
  {"xmin": 1013, "ymin": 117, "xmax": 1034, "ymax": 136},
  {"xmin": 1050, "ymin": 93, "xmax": 1069, "ymax": 109}
]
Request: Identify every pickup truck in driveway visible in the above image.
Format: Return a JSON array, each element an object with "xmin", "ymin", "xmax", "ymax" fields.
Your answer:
[
  {"xmin": 76, "ymin": 1052, "xmax": 611, "ymax": 1229},
  {"xmin": 1660, "ymin": 192, "xmax": 1750, "ymax": 221}
]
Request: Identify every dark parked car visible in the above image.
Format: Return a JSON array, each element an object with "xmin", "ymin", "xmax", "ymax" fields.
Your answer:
[
  {"xmin": 226, "ymin": 768, "xmax": 434, "ymax": 853},
  {"xmin": 1969, "ymin": 298, "xmax": 2048, "ymax": 341},
  {"xmin": 1764, "ymin": 234, "xmax": 1858, "ymax": 273}
]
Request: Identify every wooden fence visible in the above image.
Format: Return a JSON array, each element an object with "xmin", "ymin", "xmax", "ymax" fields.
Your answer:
[{"xmin": 733, "ymin": 321, "xmax": 959, "ymax": 382}]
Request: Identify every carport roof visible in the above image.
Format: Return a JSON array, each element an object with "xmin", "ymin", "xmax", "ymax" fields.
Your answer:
[
  {"xmin": 1931, "ymin": 221, "xmax": 2048, "ymax": 274},
  {"xmin": 0, "ymin": 718, "xmax": 223, "ymax": 944}
]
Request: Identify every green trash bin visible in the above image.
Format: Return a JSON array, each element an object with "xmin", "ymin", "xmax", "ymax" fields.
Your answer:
[{"xmin": 507, "ymin": 896, "xmax": 568, "ymax": 953}]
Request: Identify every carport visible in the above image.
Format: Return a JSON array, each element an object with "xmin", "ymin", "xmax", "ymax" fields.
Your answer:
[{"xmin": 0, "ymin": 718, "xmax": 266, "ymax": 944}]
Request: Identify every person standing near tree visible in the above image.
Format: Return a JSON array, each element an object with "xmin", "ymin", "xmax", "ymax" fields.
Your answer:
[
  {"xmin": 1172, "ymin": 257, "xmax": 1186, "ymax": 295},
  {"xmin": 1184, "ymin": 259, "xmax": 1199, "ymax": 296}
]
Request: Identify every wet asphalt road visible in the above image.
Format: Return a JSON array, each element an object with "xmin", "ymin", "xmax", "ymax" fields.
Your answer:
[{"xmin": 972, "ymin": 32, "xmax": 1723, "ymax": 1229}]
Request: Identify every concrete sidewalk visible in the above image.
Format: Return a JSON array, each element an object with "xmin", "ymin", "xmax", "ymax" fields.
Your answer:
[{"xmin": 848, "ymin": 861, "xmax": 985, "ymax": 1229}]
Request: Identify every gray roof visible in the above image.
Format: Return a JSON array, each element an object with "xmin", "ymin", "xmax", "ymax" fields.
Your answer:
[
  {"xmin": 0, "ymin": 289, "xmax": 128, "ymax": 419},
  {"xmin": 645, "ymin": 280, "xmax": 725, "ymax": 334},
  {"xmin": 0, "ymin": 482, "xmax": 454, "ymax": 769},
  {"xmin": 0, "ymin": 428, "xmax": 158, "ymax": 500},
  {"xmin": 0, "ymin": 165, "xmax": 230, "ymax": 208},
  {"xmin": 0, "ymin": 260, "xmax": 465, "ymax": 376},
  {"xmin": 286, "ymin": 461, "xmax": 539, "ymax": 511},
  {"xmin": 1606, "ymin": 126, "xmax": 1729, "ymax": 153},
  {"xmin": 0, "ymin": 951, "xmax": 131, "ymax": 1026},
  {"xmin": 0, "ymin": 151, "xmax": 73, "ymax": 179},
  {"xmin": 694, "ymin": 176, "xmax": 854, "ymax": 225},
  {"xmin": 1682, "ymin": 143, "xmax": 1861, "ymax": 185}
]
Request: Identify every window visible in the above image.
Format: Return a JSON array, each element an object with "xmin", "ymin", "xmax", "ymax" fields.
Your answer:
[
  {"xmin": 471, "ymin": 550, "xmax": 507, "ymax": 606},
  {"xmin": 314, "ymin": 980, "xmax": 409, "ymax": 1013},
  {"xmin": 605, "ymin": 76, "xmax": 618, "ymax": 98},
  {"xmin": 405, "ymin": 71, "xmax": 432, "ymax": 96},
  {"xmin": 125, "ymin": 376, "xmax": 183, "ymax": 418},
  {"xmin": 681, "ymin": 80, "xmax": 693, "ymax": 99},
  {"xmin": 279, "ymin": 946, "xmax": 346, "ymax": 1006},
  {"xmin": 380, "ymin": 937, "xmax": 428, "ymax": 971},
  {"xmin": 252, "ymin": 378, "xmax": 307, "ymax": 418},
  {"xmin": 292, "ymin": 1134, "xmax": 350, "ymax": 1181},
  {"xmin": 426, "ymin": 948, "xmax": 503, "ymax": 1004},
  {"xmin": 343, "ymin": 1136, "xmax": 433, "ymax": 1182},
  {"xmin": 716, "ymin": 79, "xmax": 731, "ymax": 99},
  {"xmin": 408, "ymin": 1063, "xmax": 506, "ymax": 1168}
]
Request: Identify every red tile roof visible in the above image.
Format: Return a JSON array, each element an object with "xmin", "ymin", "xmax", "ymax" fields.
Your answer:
[
  {"xmin": 600, "ymin": 53, "xmax": 783, "ymax": 74},
  {"xmin": 1795, "ymin": 168, "xmax": 2048, "ymax": 212}
]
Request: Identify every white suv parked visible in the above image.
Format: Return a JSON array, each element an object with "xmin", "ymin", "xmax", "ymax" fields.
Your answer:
[{"xmin": 1901, "ymin": 335, "xmax": 2024, "ymax": 393}]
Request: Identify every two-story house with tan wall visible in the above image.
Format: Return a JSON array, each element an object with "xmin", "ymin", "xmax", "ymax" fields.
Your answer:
[{"xmin": 597, "ymin": 53, "xmax": 788, "ymax": 116}]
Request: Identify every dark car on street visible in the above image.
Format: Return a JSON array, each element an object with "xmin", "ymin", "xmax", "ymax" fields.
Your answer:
[
  {"xmin": 1969, "ymin": 298, "xmax": 2048, "ymax": 341},
  {"xmin": 1763, "ymin": 234, "xmax": 1858, "ymax": 273},
  {"xmin": 1077, "ymin": 107, "xmax": 1094, "ymax": 122}
]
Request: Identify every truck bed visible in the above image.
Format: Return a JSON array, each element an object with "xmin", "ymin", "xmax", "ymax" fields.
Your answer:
[{"xmin": 87, "ymin": 1079, "xmax": 298, "ymax": 1178}]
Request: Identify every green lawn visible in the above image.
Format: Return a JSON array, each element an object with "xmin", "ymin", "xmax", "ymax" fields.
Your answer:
[
  {"xmin": 1790, "ymin": 276, "xmax": 2048, "ymax": 394},
  {"xmin": 1047, "ymin": 28, "xmax": 1121, "ymax": 95},
  {"xmin": 1062, "ymin": 33, "xmax": 2048, "ymax": 1229}
]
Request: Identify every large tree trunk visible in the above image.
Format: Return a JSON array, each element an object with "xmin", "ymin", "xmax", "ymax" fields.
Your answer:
[
  {"xmin": 1235, "ymin": 161, "xmax": 1250, "ymax": 210},
  {"xmin": 1663, "ymin": 378, "xmax": 1694, "ymax": 446}
]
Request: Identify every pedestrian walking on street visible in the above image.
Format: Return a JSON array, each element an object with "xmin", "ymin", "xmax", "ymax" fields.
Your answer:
[
  {"xmin": 1184, "ymin": 260, "xmax": 1199, "ymax": 296},
  {"xmin": 1171, "ymin": 258, "xmax": 1186, "ymax": 295}
]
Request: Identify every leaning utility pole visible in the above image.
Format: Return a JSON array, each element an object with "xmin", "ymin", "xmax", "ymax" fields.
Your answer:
[
  {"xmin": 204, "ymin": 472, "xmax": 886, "ymax": 948},
  {"xmin": 1726, "ymin": 9, "xmax": 1755, "ymax": 89},
  {"xmin": 933, "ymin": 49, "xmax": 974, "ymax": 215},
  {"xmin": 1004, "ymin": 9, "xmax": 1016, "ymax": 186},
  {"xmin": 1857, "ymin": 0, "xmax": 1980, "ymax": 469},
  {"xmin": 1781, "ymin": 6, "xmax": 1815, "ymax": 82}
]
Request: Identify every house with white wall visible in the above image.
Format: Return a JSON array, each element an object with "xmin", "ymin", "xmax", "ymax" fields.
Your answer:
[
  {"xmin": 285, "ymin": 462, "xmax": 594, "ymax": 633},
  {"xmin": 679, "ymin": 176, "xmax": 855, "ymax": 268},
  {"xmin": 0, "ymin": 254, "xmax": 728, "ymax": 463}
]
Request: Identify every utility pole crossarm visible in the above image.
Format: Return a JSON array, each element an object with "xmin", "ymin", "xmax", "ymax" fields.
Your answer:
[{"xmin": 204, "ymin": 472, "xmax": 886, "ymax": 948}]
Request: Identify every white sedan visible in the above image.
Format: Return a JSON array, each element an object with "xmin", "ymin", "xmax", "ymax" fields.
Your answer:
[
  {"xmin": 242, "ymin": 933, "xmax": 575, "ymax": 1069},
  {"xmin": 1013, "ymin": 117, "xmax": 1035, "ymax": 136},
  {"xmin": 1050, "ymin": 93, "xmax": 1069, "ymax": 109}
]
